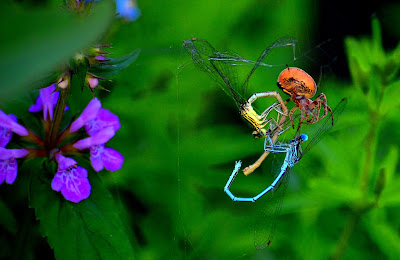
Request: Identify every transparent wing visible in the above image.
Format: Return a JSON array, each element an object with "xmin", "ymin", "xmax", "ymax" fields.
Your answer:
[
  {"xmin": 254, "ymin": 158, "xmax": 291, "ymax": 249},
  {"xmin": 267, "ymin": 109, "xmax": 302, "ymax": 140},
  {"xmin": 183, "ymin": 38, "xmax": 245, "ymax": 106},
  {"xmin": 242, "ymin": 37, "xmax": 298, "ymax": 95},
  {"xmin": 300, "ymin": 97, "xmax": 347, "ymax": 158}
]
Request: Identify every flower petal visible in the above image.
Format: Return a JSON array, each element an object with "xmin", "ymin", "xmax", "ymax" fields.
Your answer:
[
  {"xmin": 0, "ymin": 167, "xmax": 5, "ymax": 185},
  {"xmin": 0, "ymin": 126, "xmax": 12, "ymax": 148},
  {"xmin": 0, "ymin": 148, "xmax": 26, "ymax": 160},
  {"xmin": 0, "ymin": 158, "xmax": 18, "ymax": 185},
  {"xmin": 73, "ymin": 128, "xmax": 115, "ymax": 150},
  {"xmin": 28, "ymin": 85, "xmax": 62, "ymax": 121},
  {"xmin": 55, "ymin": 153, "xmax": 77, "ymax": 170},
  {"xmin": 52, "ymin": 166, "xmax": 91, "ymax": 203},
  {"xmin": 102, "ymin": 148, "xmax": 124, "ymax": 172},
  {"xmin": 90, "ymin": 145, "xmax": 104, "ymax": 172},
  {"xmin": 5, "ymin": 158, "xmax": 18, "ymax": 184},
  {"xmin": 28, "ymin": 96, "xmax": 43, "ymax": 112},
  {"xmin": 0, "ymin": 110, "xmax": 28, "ymax": 136},
  {"xmin": 85, "ymin": 108, "xmax": 120, "ymax": 136},
  {"xmin": 70, "ymin": 98, "xmax": 102, "ymax": 133}
]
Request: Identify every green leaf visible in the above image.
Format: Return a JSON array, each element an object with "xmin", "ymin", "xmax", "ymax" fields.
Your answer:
[
  {"xmin": 381, "ymin": 80, "xmax": 400, "ymax": 115},
  {"xmin": 90, "ymin": 49, "xmax": 141, "ymax": 78},
  {"xmin": 0, "ymin": 198, "xmax": 17, "ymax": 234},
  {"xmin": 380, "ymin": 178, "xmax": 400, "ymax": 207},
  {"xmin": 345, "ymin": 39, "xmax": 370, "ymax": 95},
  {"xmin": 0, "ymin": 0, "xmax": 115, "ymax": 103},
  {"xmin": 363, "ymin": 209, "xmax": 400, "ymax": 260},
  {"xmin": 26, "ymin": 159, "xmax": 135, "ymax": 260},
  {"xmin": 380, "ymin": 146, "xmax": 398, "ymax": 184}
]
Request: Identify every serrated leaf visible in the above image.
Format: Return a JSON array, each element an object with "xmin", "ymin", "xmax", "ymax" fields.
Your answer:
[
  {"xmin": 25, "ymin": 159, "xmax": 135, "ymax": 260},
  {"xmin": 0, "ymin": 0, "xmax": 115, "ymax": 103},
  {"xmin": 90, "ymin": 49, "xmax": 141, "ymax": 78}
]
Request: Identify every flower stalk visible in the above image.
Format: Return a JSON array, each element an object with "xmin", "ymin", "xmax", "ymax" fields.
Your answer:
[{"xmin": 48, "ymin": 86, "xmax": 70, "ymax": 148}]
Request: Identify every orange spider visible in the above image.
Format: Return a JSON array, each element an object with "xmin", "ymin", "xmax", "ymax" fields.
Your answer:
[{"xmin": 277, "ymin": 67, "xmax": 333, "ymax": 129}]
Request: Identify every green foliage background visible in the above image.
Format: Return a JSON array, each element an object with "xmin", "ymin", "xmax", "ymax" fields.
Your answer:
[{"xmin": 1, "ymin": 0, "xmax": 400, "ymax": 259}]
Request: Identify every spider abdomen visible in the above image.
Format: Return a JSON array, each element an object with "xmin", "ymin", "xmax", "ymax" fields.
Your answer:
[{"xmin": 277, "ymin": 67, "xmax": 316, "ymax": 98}]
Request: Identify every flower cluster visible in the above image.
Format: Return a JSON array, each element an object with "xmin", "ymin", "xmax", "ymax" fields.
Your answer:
[
  {"xmin": 0, "ymin": 0, "xmax": 139, "ymax": 204},
  {"xmin": 0, "ymin": 86, "xmax": 124, "ymax": 203},
  {"xmin": 0, "ymin": 111, "xmax": 28, "ymax": 185},
  {"xmin": 70, "ymin": 97, "xmax": 124, "ymax": 173}
]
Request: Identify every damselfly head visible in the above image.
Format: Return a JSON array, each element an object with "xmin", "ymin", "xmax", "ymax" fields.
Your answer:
[{"xmin": 300, "ymin": 134, "xmax": 308, "ymax": 142}]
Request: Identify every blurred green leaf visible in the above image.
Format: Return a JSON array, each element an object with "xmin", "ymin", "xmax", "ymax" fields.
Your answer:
[
  {"xmin": 364, "ymin": 209, "xmax": 400, "ymax": 260},
  {"xmin": 380, "ymin": 146, "xmax": 398, "ymax": 184},
  {"xmin": 381, "ymin": 80, "xmax": 400, "ymax": 115},
  {"xmin": 374, "ymin": 168, "xmax": 386, "ymax": 200},
  {"xmin": 345, "ymin": 39, "xmax": 370, "ymax": 95},
  {"xmin": 91, "ymin": 49, "xmax": 141, "ymax": 78},
  {"xmin": 26, "ymin": 159, "xmax": 135, "ymax": 260},
  {"xmin": 0, "ymin": 0, "xmax": 115, "ymax": 103}
]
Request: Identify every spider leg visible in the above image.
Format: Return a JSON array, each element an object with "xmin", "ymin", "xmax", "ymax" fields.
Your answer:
[
  {"xmin": 303, "ymin": 93, "xmax": 330, "ymax": 125},
  {"xmin": 296, "ymin": 108, "xmax": 307, "ymax": 132},
  {"xmin": 307, "ymin": 101, "xmax": 321, "ymax": 124},
  {"xmin": 289, "ymin": 106, "xmax": 299, "ymax": 129}
]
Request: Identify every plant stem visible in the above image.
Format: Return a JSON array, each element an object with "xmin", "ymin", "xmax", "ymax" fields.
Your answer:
[
  {"xmin": 330, "ymin": 213, "xmax": 359, "ymax": 260},
  {"xmin": 330, "ymin": 107, "xmax": 381, "ymax": 259},
  {"xmin": 48, "ymin": 87, "xmax": 69, "ymax": 148},
  {"xmin": 360, "ymin": 110, "xmax": 379, "ymax": 193}
]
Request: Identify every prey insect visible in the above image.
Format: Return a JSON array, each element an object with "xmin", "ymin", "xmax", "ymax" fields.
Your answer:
[
  {"xmin": 243, "ymin": 66, "xmax": 337, "ymax": 176},
  {"xmin": 183, "ymin": 37, "xmax": 297, "ymax": 138},
  {"xmin": 224, "ymin": 98, "xmax": 347, "ymax": 248}
]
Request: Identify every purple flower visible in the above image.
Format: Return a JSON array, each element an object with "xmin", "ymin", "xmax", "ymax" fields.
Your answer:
[
  {"xmin": 90, "ymin": 144, "xmax": 124, "ymax": 172},
  {"xmin": 73, "ymin": 128, "xmax": 123, "ymax": 172},
  {"xmin": 70, "ymin": 98, "xmax": 102, "ymax": 133},
  {"xmin": 73, "ymin": 127, "xmax": 115, "ymax": 150},
  {"xmin": 0, "ymin": 110, "xmax": 28, "ymax": 137},
  {"xmin": 51, "ymin": 153, "xmax": 91, "ymax": 203},
  {"xmin": 0, "ymin": 147, "xmax": 29, "ymax": 185},
  {"xmin": 85, "ymin": 108, "xmax": 120, "ymax": 136},
  {"xmin": 0, "ymin": 114, "xmax": 17, "ymax": 147},
  {"xmin": 29, "ymin": 84, "xmax": 68, "ymax": 121},
  {"xmin": 116, "ymin": 0, "xmax": 141, "ymax": 21}
]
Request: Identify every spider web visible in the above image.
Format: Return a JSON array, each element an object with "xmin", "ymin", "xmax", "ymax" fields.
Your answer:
[{"xmin": 172, "ymin": 25, "xmax": 339, "ymax": 260}]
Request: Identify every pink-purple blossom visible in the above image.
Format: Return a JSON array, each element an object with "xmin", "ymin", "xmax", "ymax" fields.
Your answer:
[
  {"xmin": 73, "ymin": 125, "xmax": 124, "ymax": 172},
  {"xmin": 0, "ymin": 147, "xmax": 29, "ymax": 185},
  {"xmin": 90, "ymin": 144, "xmax": 124, "ymax": 172},
  {"xmin": 29, "ymin": 84, "xmax": 68, "ymax": 121},
  {"xmin": 70, "ymin": 98, "xmax": 102, "ymax": 133},
  {"xmin": 0, "ymin": 114, "xmax": 17, "ymax": 147},
  {"xmin": 0, "ymin": 110, "xmax": 28, "ymax": 137},
  {"xmin": 85, "ymin": 108, "xmax": 121, "ymax": 136},
  {"xmin": 73, "ymin": 127, "xmax": 115, "ymax": 150},
  {"xmin": 51, "ymin": 153, "xmax": 91, "ymax": 203},
  {"xmin": 0, "ymin": 110, "xmax": 29, "ymax": 186}
]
